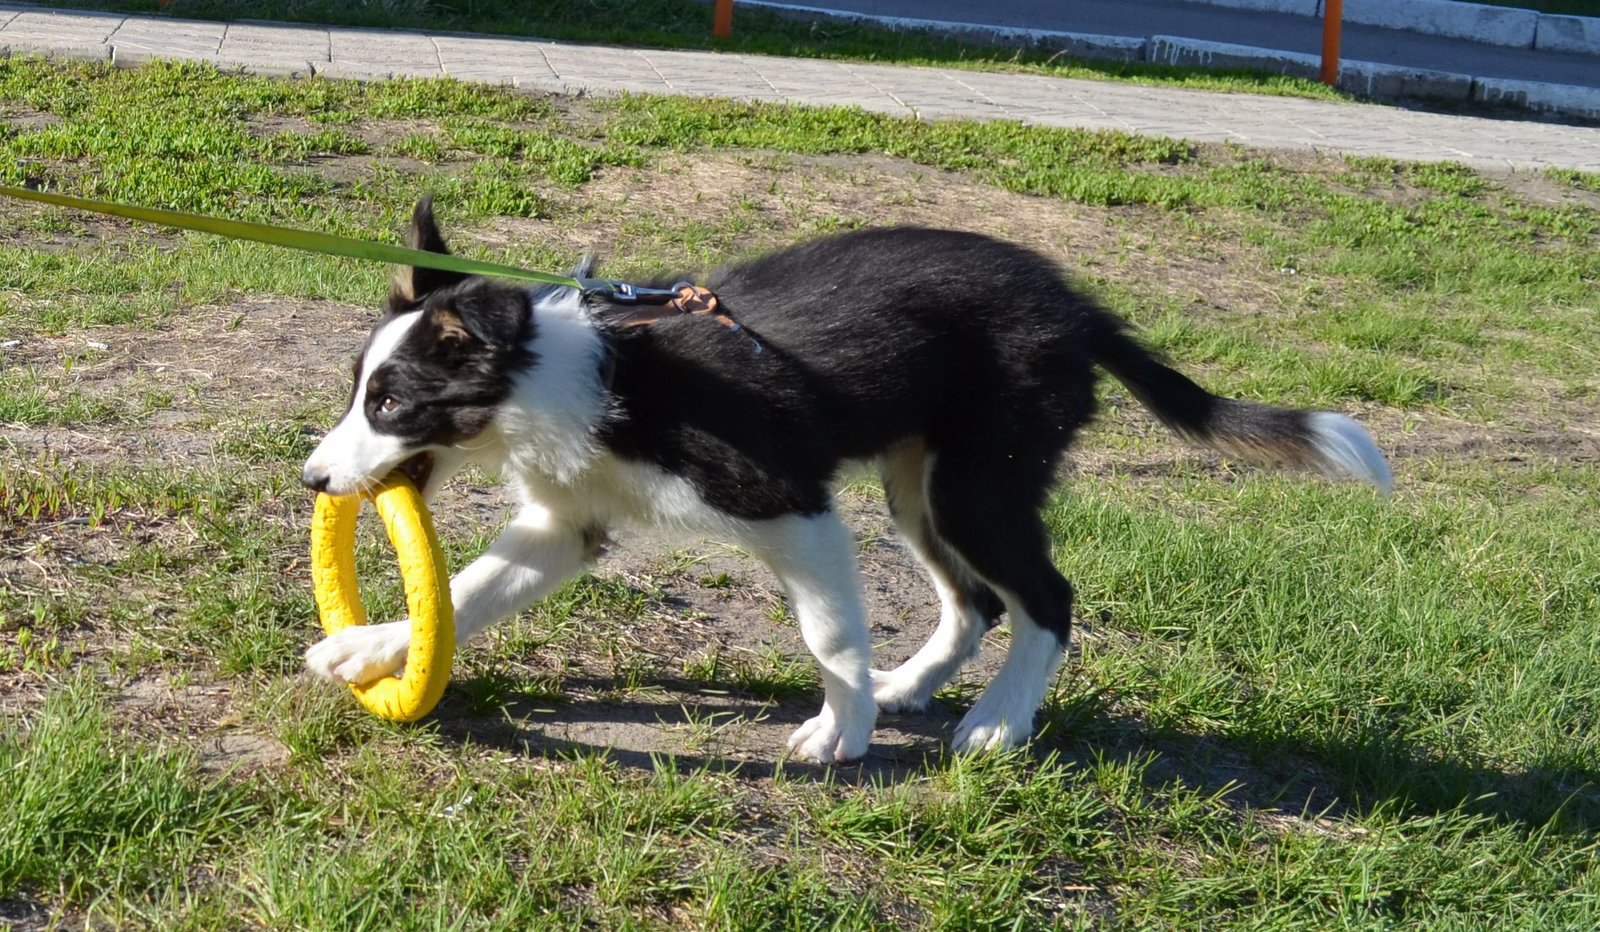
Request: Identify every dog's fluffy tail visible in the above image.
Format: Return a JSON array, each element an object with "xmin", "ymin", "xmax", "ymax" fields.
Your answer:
[{"xmin": 1089, "ymin": 323, "xmax": 1393, "ymax": 493}]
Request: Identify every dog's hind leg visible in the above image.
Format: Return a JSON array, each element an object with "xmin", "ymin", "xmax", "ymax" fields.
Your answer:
[
  {"xmin": 739, "ymin": 510, "xmax": 876, "ymax": 764},
  {"xmin": 871, "ymin": 443, "xmax": 1003, "ymax": 713},
  {"xmin": 923, "ymin": 451, "xmax": 1074, "ymax": 753}
]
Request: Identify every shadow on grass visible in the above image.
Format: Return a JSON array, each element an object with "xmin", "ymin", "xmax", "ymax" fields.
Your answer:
[
  {"xmin": 1038, "ymin": 693, "xmax": 1600, "ymax": 834},
  {"xmin": 431, "ymin": 671, "xmax": 960, "ymax": 785},
  {"xmin": 428, "ymin": 668, "xmax": 1600, "ymax": 834}
]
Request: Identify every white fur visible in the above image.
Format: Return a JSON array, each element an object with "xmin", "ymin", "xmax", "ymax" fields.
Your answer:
[
  {"xmin": 951, "ymin": 598, "xmax": 1064, "ymax": 753},
  {"xmin": 303, "ymin": 289, "xmax": 882, "ymax": 762},
  {"xmin": 871, "ymin": 447, "xmax": 986, "ymax": 713},
  {"xmin": 302, "ymin": 311, "xmax": 421, "ymax": 496},
  {"xmin": 738, "ymin": 512, "xmax": 876, "ymax": 763},
  {"xmin": 1307, "ymin": 412, "xmax": 1394, "ymax": 494},
  {"xmin": 305, "ymin": 620, "xmax": 410, "ymax": 684},
  {"xmin": 492, "ymin": 290, "xmax": 609, "ymax": 486}
]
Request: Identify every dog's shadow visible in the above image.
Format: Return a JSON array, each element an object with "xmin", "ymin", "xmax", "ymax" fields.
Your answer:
[
  {"xmin": 430, "ymin": 671, "xmax": 963, "ymax": 784},
  {"xmin": 427, "ymin": 671, "xmax": 1600, "ymax": 832}
]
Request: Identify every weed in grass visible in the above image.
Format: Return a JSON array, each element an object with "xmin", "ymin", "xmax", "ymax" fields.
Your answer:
[
  {"xmin": 0, "ymin": 625, "xmax": 77, "ymax": 673},
  {"xmin": 0, "ymin": 364, "xmax": 126, "ymax": 426},
  {"xmin": 216, "ymin": 418, "xmax": 319, "ymax": 464},
  {"xmin": 0, "ymin": 453, "xmax": 226, "ymax": 527},
  {"xmin": 728, "ymin": 646, "xmax": 818, "ymax": 701},
  {"xmin": 1545, "ymin": 166, "xmax": 1600, "ymax": 193},
  {"xmin": 0, "ymin": 679, "xmax": 259, "ymax": 902},
  {"xmin": 384, "ymin": 130, "xmax": 446, "ymax": 162},
  {"xmin": 264, "ymin": 126, "xmax": 372, "ymax": 161}
]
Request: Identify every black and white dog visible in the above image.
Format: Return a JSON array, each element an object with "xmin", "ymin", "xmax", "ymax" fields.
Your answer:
[{"xmin": 301, "ymin": 199, "xmax": 1391, "ymax": 763}]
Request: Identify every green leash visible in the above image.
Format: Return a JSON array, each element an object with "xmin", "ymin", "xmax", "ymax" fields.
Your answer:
[{"xmin": 0, "ymin": 184, "xmax": 597, "ymax": 293}]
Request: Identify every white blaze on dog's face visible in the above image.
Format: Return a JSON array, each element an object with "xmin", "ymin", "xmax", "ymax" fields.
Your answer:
[
  {"xmin": 302, "ymin": 310, "xmax": 423, "ymax": 495},
  {"xmin": 301, "ymin": 197, "xmax": 538, "ymax": 498}
]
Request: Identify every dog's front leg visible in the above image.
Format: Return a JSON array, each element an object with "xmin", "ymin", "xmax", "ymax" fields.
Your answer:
[{"xmin": 305, "ymin": 503, "xmax": 594, "ymax": 685}]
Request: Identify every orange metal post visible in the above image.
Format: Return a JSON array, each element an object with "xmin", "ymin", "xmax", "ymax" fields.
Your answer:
[
  {"xmin": 714, "ymin": 0, "xmax": 733, "ymax": 39},
  {"xmin": 1320, "ymin": 0, "xmax": 1343, "ymax": 86}
]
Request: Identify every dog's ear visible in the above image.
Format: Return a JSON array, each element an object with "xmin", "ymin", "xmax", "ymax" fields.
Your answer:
[
  {"xmin": 419, "ymin": 290, "xmax": 525, "ymax": 355},
  {"xmin": 388, "ymin": 196, "xmax": 468, "ymax": 310},
  {"xmin": 422, "ymin": 305, "xmax": 475, "ymax": 347}
]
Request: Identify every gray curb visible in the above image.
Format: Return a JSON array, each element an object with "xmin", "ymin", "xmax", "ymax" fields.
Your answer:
[
  {"xmin": 746, "ymin": 2, "xmax": 1600, "ymax": 121},
  {"xmin": 1203, "ymin": 0, "xmax": 1317, "ymax": 14},
  {"xmin": 1537, "ymin": 14, "xmax": 1600, "ymax": 54},
  {"xmin": 1473, "ymin": 77, "xmax": 1600, "ymax": 119},
  {"xmin": 1149, "ymin": 36, "xmax": 1476, "ymax": 105},
  {"xmin": 762, "ymin": 0, "xmax": 1600, "ymax": 59},
  {"xmin": 1193, "ymin": 0, "xmax": 1600, "ymax": 55},
  {"xmin": 1338, "ymin": 0, "xmax": 1538, "ymax": 49}
]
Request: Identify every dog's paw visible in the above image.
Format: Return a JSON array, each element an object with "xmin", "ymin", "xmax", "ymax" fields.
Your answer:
[
  {"xmin": 870, "ymin": 668, "xmax": 931, "ymax": 713},
  {"xmin": 951, "ymin": 707, "xmax": 1031, "ymax": 754},
  {"xmin": 786, "ymin": 709, "xmax": 871, "ymax": 764},
  {"xmin": 305, "ymin": 621, "xmax": 410, "ymax": 685}
]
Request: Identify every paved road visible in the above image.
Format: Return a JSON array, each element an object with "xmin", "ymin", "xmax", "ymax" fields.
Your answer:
[
  {"xmin": 1, "ymin": 4, "xmax": 1597, "ymax": 172},
  {"xmin": 759, "ymin": 0, "xmax": 1600, "ymax": 90}
]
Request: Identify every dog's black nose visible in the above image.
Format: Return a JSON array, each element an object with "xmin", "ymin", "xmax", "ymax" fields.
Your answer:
[{"xmin": 302, "ymin": 469, "xmax": 331, "ymax": 493}]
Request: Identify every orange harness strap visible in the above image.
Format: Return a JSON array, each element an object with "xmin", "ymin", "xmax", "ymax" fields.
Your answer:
[{"xmin": 599, "ymin": 282, "xmax": 762, "ymax": 353}]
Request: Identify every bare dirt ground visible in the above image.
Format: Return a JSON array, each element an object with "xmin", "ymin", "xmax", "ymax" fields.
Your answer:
[{"xmin": 2, "ymin": 144, "xmax": 1589, "ymax": 805}]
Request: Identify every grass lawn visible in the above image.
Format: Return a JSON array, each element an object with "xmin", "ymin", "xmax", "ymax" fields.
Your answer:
[{"xmin": 2, "ymin": 57, "xmax": 1599, "ymax": 927}]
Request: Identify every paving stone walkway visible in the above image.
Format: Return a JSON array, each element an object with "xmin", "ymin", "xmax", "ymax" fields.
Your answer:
[{"xmin": 3, "ymin": 5, "xmax": 1598, "ymax": 172}]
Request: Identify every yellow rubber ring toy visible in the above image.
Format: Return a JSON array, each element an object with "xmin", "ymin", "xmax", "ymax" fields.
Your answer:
[{"xmin": 309, "ymin": 476, "xmax": 454, "ymax": 722}]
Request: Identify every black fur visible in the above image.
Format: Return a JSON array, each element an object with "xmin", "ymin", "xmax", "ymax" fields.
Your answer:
[
  {"xmin": 362, "ymin": 279, "xmax": 537, "ymax": 446},
  {"xmin": 592, "ymin": 229, "xmax": 1110, "ymax": 644},
  {"xmin": 349, "ymin": 200, "xmax": 536, "ymax": 450},
  {"xmin": 350, "ymin": 214, "xmax": 1379, "ymax": 650},
  {"xmin": 596, "ymin": 229, "xmax": 1104, "ymax": 521}
]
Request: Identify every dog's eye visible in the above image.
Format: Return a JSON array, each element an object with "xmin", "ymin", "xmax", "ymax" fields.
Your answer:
[{"xmin": 376, "ymin": 395, "xmax": 401, "ymax": 415}]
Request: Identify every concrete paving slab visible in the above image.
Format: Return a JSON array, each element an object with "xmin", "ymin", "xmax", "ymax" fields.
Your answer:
[
  {"xmin": 539, "ymin": 45, "xmax": 664, "ymax": 85},
  {"xmin": 754, "ymin": 64, "xmax": 902, "ymax": 107},
  {"xmin": 319, "ymin": 60, "xmax": 444, "ymax": 80},
  {"xmin": 329, "ymin": 29, "xmax": 438, "ymax": 70},
  {"xmin": 110, "ymin": 16, "xmax": 224, "ymax": 45},
  {"xmin": 220, "ymin": 22, "xmax": 330, "ymax": 61},
  {"xmin": 636, "ymin": 48, "xmax": 784, "ymax": 95},
  {"xmin": 208, "ymin": 56, "xmax": 317, "ymax": 79},
  {"xmin": 436, "ymin": 36, "xmax": 553, "ymax": 81},
  {"xmin": 5, "ymin": 40, "xmax": 110, "ymax": 62},
  {"xmin": 436, "ymin": 35, "xmax": 545, "ymax": 58},
  {"xmin": 3, "ymin": 10, "xmax": 120, "ymax": 42}
]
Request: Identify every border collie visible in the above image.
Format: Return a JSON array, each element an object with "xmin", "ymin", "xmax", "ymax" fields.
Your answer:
[{"xmin": 301, "ymin": 199, "xmax": 1391, "ymax": 763}]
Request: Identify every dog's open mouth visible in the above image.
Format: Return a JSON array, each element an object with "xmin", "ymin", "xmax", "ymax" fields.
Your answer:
[{"xmin": 394, "ymin": 452, "xmax": 435, "ymax": 491}]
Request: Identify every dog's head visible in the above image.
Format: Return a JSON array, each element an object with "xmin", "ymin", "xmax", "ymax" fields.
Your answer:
[{"xmin": 301, "ymin": 198, "xmax": 536, "ymax": 498}]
